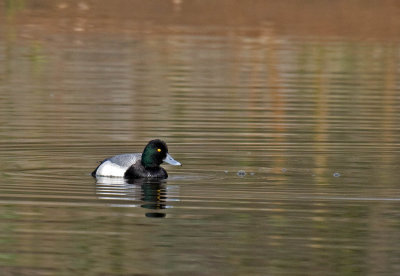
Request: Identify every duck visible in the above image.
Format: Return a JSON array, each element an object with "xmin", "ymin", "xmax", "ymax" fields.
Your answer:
[{"xmin": 91, "ymin": 139, "xmax": 181, "ymax": 179}]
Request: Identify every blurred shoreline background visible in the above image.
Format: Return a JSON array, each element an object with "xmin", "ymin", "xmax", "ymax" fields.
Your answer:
[{"xmin": 2, "ymin": 0, "xmax": 400, "ymax": 40}]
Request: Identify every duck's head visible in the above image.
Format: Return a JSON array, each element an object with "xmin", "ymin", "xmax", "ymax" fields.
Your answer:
[{"xmin": 141, "ymin": 139, "xmax": 181, "ymax": 168}]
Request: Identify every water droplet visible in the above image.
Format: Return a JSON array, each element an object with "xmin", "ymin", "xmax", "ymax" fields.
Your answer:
[
  {"xmin": 237, "ymin": 170, "xmax": 246, "ymax": 177},
  {"xmin": 333, "ymin": 172, "xmax": 341, "ymax": 177}
]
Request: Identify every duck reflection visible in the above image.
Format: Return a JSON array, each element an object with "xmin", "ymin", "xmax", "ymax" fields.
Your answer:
[{"xmin": 96, "ymin": 177, "xmax": 169, "ymax": 218}]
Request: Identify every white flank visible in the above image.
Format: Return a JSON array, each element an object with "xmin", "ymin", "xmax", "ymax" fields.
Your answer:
[{"xmin": 96, "ymin": 161, "xmax": 127, "ymax": 177}]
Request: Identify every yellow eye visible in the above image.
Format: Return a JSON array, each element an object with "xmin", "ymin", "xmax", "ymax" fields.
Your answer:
[{"xmin": 157, "ymin": 148, "xmax": 162, "ymax": 152}]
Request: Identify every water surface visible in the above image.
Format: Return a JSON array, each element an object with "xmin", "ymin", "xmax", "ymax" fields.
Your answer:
[{"xmin": 1, "ymin": 1, "xmax": 400, "ymax": 275}]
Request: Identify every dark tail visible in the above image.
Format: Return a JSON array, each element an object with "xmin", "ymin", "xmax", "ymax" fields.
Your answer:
[{"xmin": 91, "ymin": 161, "xmax": 103, "ymax": 177}]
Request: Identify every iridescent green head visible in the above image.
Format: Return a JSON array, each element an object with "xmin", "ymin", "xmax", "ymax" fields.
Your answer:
[{"xmin": 141, "ymin": 139, "xmax": 181, "ymax": 168}]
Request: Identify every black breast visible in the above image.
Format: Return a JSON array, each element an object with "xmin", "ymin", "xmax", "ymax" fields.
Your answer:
[{"xmin": 124, "ymin": 163, "xmax": 168, "ymax": 179}]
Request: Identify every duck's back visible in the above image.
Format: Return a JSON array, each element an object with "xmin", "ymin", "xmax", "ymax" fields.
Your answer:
[
  {"xmin": 93, "ymin": 153, "xmax": 142, "ymax": 177},
  {"xmin": 107, "ymin": 153, "xmax": 142, "ymax": 167}
]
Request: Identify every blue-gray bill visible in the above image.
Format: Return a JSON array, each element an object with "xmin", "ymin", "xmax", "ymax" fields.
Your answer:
[{"xmin": 163, "ymin": 153, "xmax": 181, "ymax": 166}]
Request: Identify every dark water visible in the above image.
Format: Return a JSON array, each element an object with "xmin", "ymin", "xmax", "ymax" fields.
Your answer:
[{"xmin": 1, "ymin": 1, "xmax": 400, "ymax": 275}]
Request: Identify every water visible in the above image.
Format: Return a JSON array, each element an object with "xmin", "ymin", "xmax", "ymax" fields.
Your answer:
[{"xmin": 1, "ymin": 1, "xmax": 400, "ymax": 275}]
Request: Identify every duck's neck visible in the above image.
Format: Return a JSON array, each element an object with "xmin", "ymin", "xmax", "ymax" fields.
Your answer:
[{"xmin": 141, "ymin": 152, "xmax": 158, "ymax": 168}]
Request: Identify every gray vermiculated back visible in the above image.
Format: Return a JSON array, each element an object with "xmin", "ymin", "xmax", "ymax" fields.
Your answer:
[{"xmin": 107, "ymin": 153, "xmax": 142, "ymax": 168}]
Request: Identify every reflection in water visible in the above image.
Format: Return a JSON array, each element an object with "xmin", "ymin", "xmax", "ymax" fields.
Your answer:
[
  {"xmin": 137, "ymin": 181, "xmax": 167, "ymax": 218},
  {"xmin": 96, "ymin": 177, "xmax": 170, "ymax": 218}
]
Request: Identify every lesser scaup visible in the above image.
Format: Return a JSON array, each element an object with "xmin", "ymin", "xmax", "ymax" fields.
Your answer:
[{"xmin": 92, "ymin": 139, "xmax": 181, "ymax": 179}]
